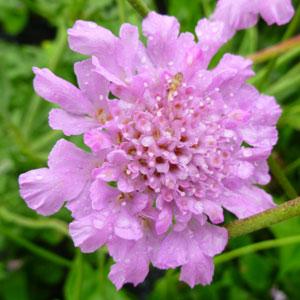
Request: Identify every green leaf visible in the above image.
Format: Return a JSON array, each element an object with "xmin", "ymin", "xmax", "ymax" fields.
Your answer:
[
  {"xmin": 64, "ymin": 252, "xmax": 83, "ymax": 300},
  {"xmin": 239, "ymin": 254, "xmax": 273, "ymax": 291},
  {"xmin": 0, "ymin": 271, "xmax": 29, "ymax": 300}
]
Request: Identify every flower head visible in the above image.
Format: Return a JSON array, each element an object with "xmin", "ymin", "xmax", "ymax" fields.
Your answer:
[{"xmin": 19, "ymin": 3, "xmax": 293, "ymax": 289}]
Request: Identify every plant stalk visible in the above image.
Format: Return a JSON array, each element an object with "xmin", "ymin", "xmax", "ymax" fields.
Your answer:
[
  {"xmin": 126, "ymin": 0, "xmax": 150, "ymax": 17},
  {"xmin": 215, "ymin": 234, "xmax": 300, "ymax": 264},
  {"xmin": 226, "ymin": 197, "xmax": 300, "ymax": 238}
]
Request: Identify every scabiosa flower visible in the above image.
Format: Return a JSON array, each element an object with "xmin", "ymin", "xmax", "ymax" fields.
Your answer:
[
  {"xmin": 19, "ymin": 4, "xmax": 293, "ymax": 289},
  {"xmin": 212, "ymin": 0, "xmax": 294, "ymax": 40}
]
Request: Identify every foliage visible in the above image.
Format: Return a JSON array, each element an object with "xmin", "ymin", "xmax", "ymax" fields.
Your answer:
[{"xmin": 0, "ymin": 0, "xmax": 300, "ymax": 299}]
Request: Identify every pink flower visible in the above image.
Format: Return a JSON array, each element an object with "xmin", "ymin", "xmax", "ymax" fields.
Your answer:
[
  {"xmin": 212, "ymin": 0, "xmax": 294, "ymax": 39},
  {"xmin": 19, "ymin": 7, "xmax": 291, "ymax": 289}
]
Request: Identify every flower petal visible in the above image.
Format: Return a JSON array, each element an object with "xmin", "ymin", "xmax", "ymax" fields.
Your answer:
[
  {"xmin": 49, "ymin": 108, "xmax": 97, "ymax": 136},
  {"xmin": 221, "ymin": 185, "xmax": 276, "ymax": 219},
  {"xmin": 108, "ymin": 238, "xmax": 149, "ymax": 289},
  {"xmin": 69, "ymin": 213, "xmax": 110, "ymax": 253},
  {"xmin": 91, "ymin": 179, "xmax": 119, "ymax": 210},
  {"xmin": 74, "ymin": 58, "xmax": 109, "ymax": 108},
  {"xmin": 19, "ymin": 168, "xmax": 65, "ymax": 216},
  {"xmin": 114, "ymin": 212, "xmax": 143, "ymax": 240},
  {"xmin": 19, "ymin": 139, "xmax": 95, "ymax": 216},
  {"xmin": 33, "ymin": 67, "xmax": 92, "ymax": 114},
  {"xmin": 142, "ymin": 12, "xmax": 180, "ymax": 68},
  {"xmin": 180, "ymin": 251, "xmax": 214, "ymax": 287}
]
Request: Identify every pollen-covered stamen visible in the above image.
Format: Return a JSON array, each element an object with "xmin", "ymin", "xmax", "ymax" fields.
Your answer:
[
  {"xmin": 167, "ymin": 72, "xmax": 184, "ymax": 101},
  {"xmin": 95, "ymin": 108, "xmax": 112, "ymax": 124}
]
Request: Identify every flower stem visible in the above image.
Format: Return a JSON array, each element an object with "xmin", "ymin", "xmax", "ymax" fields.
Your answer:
[
  {"xmin": 255, "ymin": 3, "xmax": 300, "ymax": 90},
  {"xmin": 0, "ymin": 207, "xmax": 68, "ymax": 236},
  {"xmin": 117, "ymin": 0, "xmax": 126, "ymax": 23},
  {"xmin": 268, "ymin": 154, "xmax": 298, "ymax": 199},
  {"xmin": 248, "ymin": 35, "xmax": 300, "ymax": 64},
  {"xmin": 215, "ymin": 234, "xmax": 300, "ymax": 264},
  {"xmin": 126, "ymin": 0, "xmax": 150, "ymax": 18},
  {"xmin": 0, "ymin": 224, "xmax": 71, "ymax": 267},
  {"xmin": 226, "ymin": 197, "xmax": 300, "ymax": 238}
]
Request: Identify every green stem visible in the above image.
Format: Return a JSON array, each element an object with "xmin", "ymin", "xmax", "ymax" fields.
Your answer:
[
  {"xmin": 285, "ymin": 156, "xmax": 300, "ymax": 175},
  {"xmin": 248, "ymin": 35, "xmax": 300, "ymax": 64},
  {"xmin": 0, "ymin": 225, "xmax": 71, "ymax": 267},
  {"xmin": 215, "ymin": 234, "xmax": 300, "ymax": 264},
  {"xmin": 283, "ymin": 3, "xmax": 300, "ymax": 40},
  {"xmin": 255, "ymin": 3, "xmax": 300, "ymax": 90},
  {"xmin": 0, "ymin": 207, "xmax": 68, "ymax": 236},
  {"xmin": 126, "ymin": 0, "xmax": 150, "ymax": 17},
  {"xmin": 268, "ymin": 154, "xmax": 298, "ymax": 199},
  {"xmin": 72, "ymin": 251, "xmax": 83, "ymax": 300},
  {"xmin": 117, "ymin": 0, "xmax": 126, "ymax": 23},
  {"xmin": 226, "ymin": 197, "xmax": 300, "ymax": 238}
]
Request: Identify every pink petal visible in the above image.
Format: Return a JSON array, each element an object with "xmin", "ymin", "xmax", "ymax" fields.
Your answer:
[
  {"xmin": 69, "ymin": 213, "xmax": 110, "ymax": 253},
  {"xmin": 49, "ymin": 108, "xmax": 97, "ymax": 136},
  {"xmin": 74, "ymin": 58, "xmax": 109, "ymax": 108},
  {"xmin": 142, "ymin": 12, "xmax": 180, "ymax": 68},
  {"xmin": 90, "ymin": 179, "xmax": 119, "ymax": 210},
  {"xmin": 108, "ymin": 238, "xmax": 149, "ymax": 289},
  {"xmin": 221, "ymin": 185, "xmax": 276, "ymax": 219},
  {"xmin": 152, "ymin": 231, "xmax": 188, "ymax": 268},
  {"xmin": 155, "ymin": 207, "xmax": 172, "ymax": 235},
  {"xmin": 195, "ymin": 19, "xmax": 228, "ymax": 67},
  {"xmin": 180, "ymin": 251, "xmax": 214, "ymax": 287},
  {"xmin": 84, "ymin": 128, "xmax": 113, "ymax": 152},
  {"xmin": 33, "ymin": 67, "xmax": 92, "ymax": 114},
  {"xmin": 114, "ymin": 212, "xmax": 143, "ymax": 240},
  {"xmin": 195, "ymin": 223, "xmax": 228, "ymax": 257},
  {"xmin": 116, "ymin": 24, "xmax": 140, "ymax": 78},
  {"xmin": 259, "ymin": 0, "xmax": 294, "ymax": 25},
  {"xmin": 68, "ymin": 20, "xmax": 117, "ymax": 57},
  {"xmin": 19, "ymin": 139, "xmax": 95, "ymax": 216},
  {"xmin": 19, "ymin": 168, "xmax": 64, "ymax": 216},
  {"xmin": 202, "ymin": 200, "xmax": 224, "ymax": 224}
]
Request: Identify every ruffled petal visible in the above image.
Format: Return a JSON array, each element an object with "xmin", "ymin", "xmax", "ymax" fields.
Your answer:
[
  {"xmin": 180, "ymin": 251, "xmax": 214, "ymax": 287},
  {"xmin": 212, "ymin": 0, "xmax": 258, "ymax": 31},
  {"xmin": 19, "ymin": 139, "xmax": 96, "ymax": 216},
  {"xmin": 114, "ymin": 212, "xmax": 143, "ymax": 240},
  {"xmin": 155, "ymin": 206, "xmax": 172, "ymax": 235},
  {"xmin": 108, "ymin": 238, "xmax": 149, "ymax": 289},
  {"xmin": 142, "ymin": 12, "xmax": 180, "ymax": 68},
  {"xmin": 68, "ymin": 20, "xmax": 117, "ymax": 57},
  {"xmin": 259, "ymin": 0, "xmax": 294, "ymax": 25},
  {"xmin": 202, "ymin": 200, "xmax": 224, "ymax": 224},
  {"xmin": 33, "ymin": 67, "xmax": 92, "ymax": 114},
  {"xmin": 74, "ymin": 59, "xmax": 109, "ymax": 108},
  {"xmin": 116, "ymin": 24, "xmax": 140, "ymax": 78},
  {"xmin": 84, "ymin": 128, "xmax": 113, "ymax": 152},
  {"xmin": 152, "ymin": 231, "xmax": 188, "ymax": 268},
  {"xmin": 195, "ymin": 19, "xmax": 229, "ymax": 67},
  {"xmin": 212, "ymin": 0, "xmax": 294, "ymax": 32},
  {"xmin": 19, "ymin": 168, "xmax": 64, "ymax": 216},
  {"xmin": 66, "ymin": 183, "xmax": 93, "ymax": 218},
  {"xmin": 69, "ymin": 212, "xmax": 111, "ymax": 253},
  {"xmin": 195, "ymin": 223, "xmax": 228, "ymax": 257},
  {"xmin": 221, "ymin": 185, "xmax": 276, "ymax": 219},
  {"xmin": 91, "ymin": 179, "xmax": 119, "ymax": 210},
  {"xmin": 47, "ymin": 139, "xmax": 95, "ymax": 189},
  {"xmin": 49, "ymin": 108, "xmax": 97, "ymax": 136}
]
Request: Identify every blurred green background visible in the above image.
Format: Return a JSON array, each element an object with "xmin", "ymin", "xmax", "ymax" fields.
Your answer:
[{"xmin": 1, "ymin": 0, "xmax": 300, "ymax": 299}]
